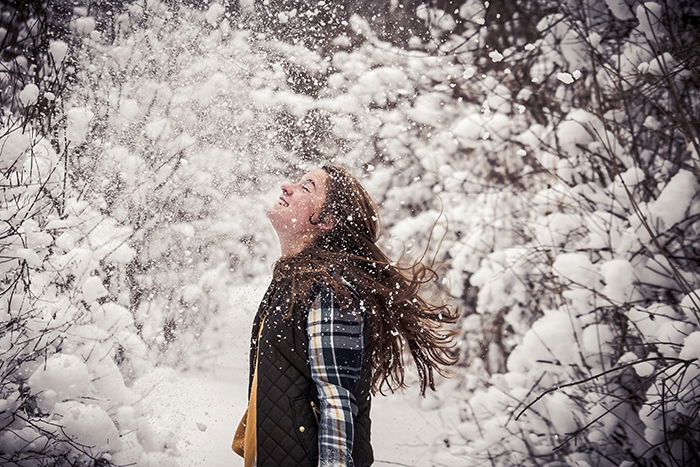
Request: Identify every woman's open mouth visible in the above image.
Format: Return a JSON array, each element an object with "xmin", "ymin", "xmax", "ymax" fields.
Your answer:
[{"xmin": 278, "ymin": 196, "xmax": 289, "ymax": 207}]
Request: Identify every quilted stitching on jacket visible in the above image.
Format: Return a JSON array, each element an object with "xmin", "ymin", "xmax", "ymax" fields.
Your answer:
[{"xmin": 248, "ymin": 277, "xmax": 374, "ymax": 466}]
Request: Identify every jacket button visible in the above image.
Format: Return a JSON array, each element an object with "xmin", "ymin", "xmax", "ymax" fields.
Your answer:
[{"xmin": 298, "ymin": 426, "xmax": 305, "ymax": 432}]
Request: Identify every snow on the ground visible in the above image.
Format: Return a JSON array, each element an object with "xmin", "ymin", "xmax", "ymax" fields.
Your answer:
[
  {"xmin": 138, "ymin": 368, "xmax": 459, "ymax": 466},
  {"xmin": 136, "ymin": 282, "xmax": 460, "ymax": 466}
]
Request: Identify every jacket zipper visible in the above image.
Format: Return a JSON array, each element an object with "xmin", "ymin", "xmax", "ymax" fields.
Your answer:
[{"xmin": 310, "ymin": 400, "xmax": 320, "ymax": 423}]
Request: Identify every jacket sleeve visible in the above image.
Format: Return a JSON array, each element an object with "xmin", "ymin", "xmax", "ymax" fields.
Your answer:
[{"xmin": 307, "ymin": 284, "xmax": 364, "ymax": 467}]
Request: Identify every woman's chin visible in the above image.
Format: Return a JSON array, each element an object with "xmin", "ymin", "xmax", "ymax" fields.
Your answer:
[
  {"xmin": 265, "ymin": 207, "xmax": 286, "ymax": 228},
  {"xmin": 265, "ymin": 204, "xmax": 281, "ymax": 218}
]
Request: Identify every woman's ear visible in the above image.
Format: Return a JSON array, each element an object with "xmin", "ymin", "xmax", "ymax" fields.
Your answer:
[{"xmin": 319, "ymin": 212, "xmax": 338, "ymax": 231}]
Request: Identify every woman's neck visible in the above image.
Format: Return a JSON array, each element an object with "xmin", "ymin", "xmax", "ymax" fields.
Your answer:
[{"xmin": 278, "ymin": 234, "xmax": 316, "ymax": 258}]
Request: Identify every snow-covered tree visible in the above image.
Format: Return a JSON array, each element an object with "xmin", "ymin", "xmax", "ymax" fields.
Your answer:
[{"xmin": 1, "ymin": 3, "xmax": 176, "ymax": 464}]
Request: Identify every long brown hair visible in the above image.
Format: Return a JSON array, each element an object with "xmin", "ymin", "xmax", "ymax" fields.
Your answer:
[{"xmin": 274, "ymin": 163, "xmax": 460, "ymax": 397}]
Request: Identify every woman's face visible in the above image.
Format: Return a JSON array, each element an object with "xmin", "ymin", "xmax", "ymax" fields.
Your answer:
[{"xmin": 266, "ymin": 168, "xmax": 331, "ymax": 242}]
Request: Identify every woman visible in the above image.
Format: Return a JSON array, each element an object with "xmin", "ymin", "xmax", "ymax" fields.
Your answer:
[{"xmin": 232, "ymin": 164, "xmax": 460, "ymax": 466}]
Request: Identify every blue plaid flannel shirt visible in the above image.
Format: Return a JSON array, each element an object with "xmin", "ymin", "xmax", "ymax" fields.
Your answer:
[{"xmin": 307, "ymin": 284, "xmax": 364, "ymax": 467}]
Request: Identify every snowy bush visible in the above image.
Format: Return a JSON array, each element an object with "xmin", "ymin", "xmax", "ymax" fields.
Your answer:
[
  {"xmin": 365, "ymin": 0, "xmax": 699, "ymax": 464},
  {"xmin": 0, "ymin": 2, "xmax": 176, "ymax": 464}
]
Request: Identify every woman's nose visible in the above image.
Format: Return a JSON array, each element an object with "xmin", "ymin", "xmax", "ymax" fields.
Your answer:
[{"xmin": 281, "ymin": 184, "xmax": 292, "ymax": 195}]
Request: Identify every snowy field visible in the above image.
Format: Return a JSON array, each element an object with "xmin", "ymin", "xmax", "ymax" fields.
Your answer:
[
  {"xmin": 137, "ymin": 283, "xmax": 460, "ymax": 466},
  {"xmin": 138, "ymin": 368, "xmax": 459, "ymax": 466}
]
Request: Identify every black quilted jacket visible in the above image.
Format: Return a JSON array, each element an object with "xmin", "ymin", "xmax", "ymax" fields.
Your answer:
[{"xmin": 248, "ymin": 275, "xmax": 375, "ymax": 466}]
